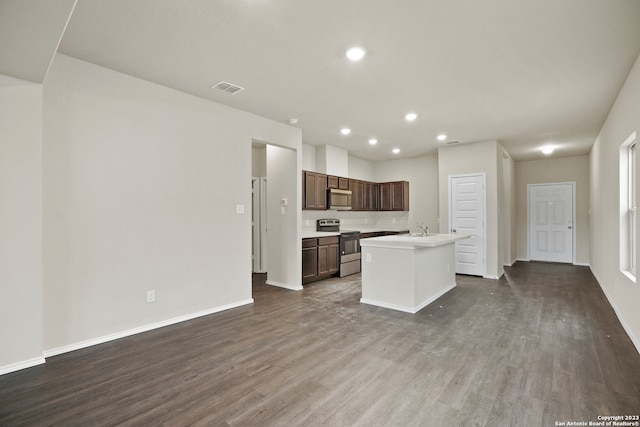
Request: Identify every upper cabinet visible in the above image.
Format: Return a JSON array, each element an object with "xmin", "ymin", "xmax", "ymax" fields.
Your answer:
[
  {"xmin": 303, "ymin": 171, "xmax": 408, "ymax": 211},
  {"xmin": 303, "ymin": 171, "xmax": 327, "ymax": 210},
  {"xmin": 379, "ymin": 181, "xmax": 409, "ymax": 211},
  {"xmin": 327, "ymin": 175, "xmax": 349, "ymax": 190}
]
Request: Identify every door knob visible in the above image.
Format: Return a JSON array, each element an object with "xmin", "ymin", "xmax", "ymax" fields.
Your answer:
[
  {"xmin": 568, "ymin": 226, "xmax": 572, "ymax": 229},
  {"xmin": 452, "ymin": 229, "xmax": 456, "ymax": 233}
]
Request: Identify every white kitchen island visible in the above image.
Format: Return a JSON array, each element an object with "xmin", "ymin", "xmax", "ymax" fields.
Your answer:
[{"xmin": 359, "ymin": 233, "xmax": 469, "ymax": 314}]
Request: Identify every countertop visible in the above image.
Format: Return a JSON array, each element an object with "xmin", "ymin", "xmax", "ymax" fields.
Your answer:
[{"xmin": 359, "ymin": 233, "xmax": 469, "ymax": 248}]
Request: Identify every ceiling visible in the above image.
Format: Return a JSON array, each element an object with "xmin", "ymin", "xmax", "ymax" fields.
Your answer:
[{"xmin": 8, "ymin": 0, "xmax": 640, "ymax": 161}]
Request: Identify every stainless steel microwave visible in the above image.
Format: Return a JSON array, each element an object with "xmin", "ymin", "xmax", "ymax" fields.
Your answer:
[{"xmin": 328, "ymin": 188, "xmax": 352, "ymax": 210}]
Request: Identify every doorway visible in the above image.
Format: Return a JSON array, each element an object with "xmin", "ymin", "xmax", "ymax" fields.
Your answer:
[
  {"xmin": 528, "ymin": 182, "xmax": 575, "ymax": 263},
  {"xmin": 449, "ymin": 174, "xmax": 486, "ymax": 276}
]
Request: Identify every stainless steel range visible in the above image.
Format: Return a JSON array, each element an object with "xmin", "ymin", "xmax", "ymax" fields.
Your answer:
[{"xmin": 317, "ymin": 219, "xmax": 361, "ymax": 277}]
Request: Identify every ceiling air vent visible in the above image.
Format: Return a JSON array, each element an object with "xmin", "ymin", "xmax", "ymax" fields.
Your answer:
[
  {"xmin": 211, "ymin": 80, "xmax": 245, "ymax": 95},
  {"xmin": 445, "ymin": 140, "xmax": 461, "ymax": 145}
]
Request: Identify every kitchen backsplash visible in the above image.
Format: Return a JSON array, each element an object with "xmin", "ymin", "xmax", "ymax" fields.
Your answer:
[{"xmin": 302, "ymin": 210, "xmax": 409, "ymax": 231}]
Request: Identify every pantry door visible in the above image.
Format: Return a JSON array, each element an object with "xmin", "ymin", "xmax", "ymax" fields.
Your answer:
[
  {"xmin": 449, "ymin": 174, "xmax": 486, "ymax": 276},
  {"xmin": 528, "ymin": 183, "xmax": 574, "ymax": 263}
]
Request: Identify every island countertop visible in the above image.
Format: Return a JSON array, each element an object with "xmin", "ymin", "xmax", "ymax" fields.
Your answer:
[{"xmin": 360, "ymin": 233, "xmax": 469, "ymax": 248}]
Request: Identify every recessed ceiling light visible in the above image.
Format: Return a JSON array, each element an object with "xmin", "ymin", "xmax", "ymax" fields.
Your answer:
[
  {"xmin": 541, "ymin": 145, "xmax": 554, "ymax": 155},
  {"xmin": 369, "ymin": 138, "xmax": 378, "ymax": 145},
  {"xmin": 437, "ymin": 134, "xmax": 447, "ymax": 142},
  {"xmin": 345, "ymin": 47, "xmax": 366, "ymax": 61},
  {"xmin": 340, "ymin": 128, "xmax": 351, "ymax": 135},
  {"xmin": 405, "ymin": 113, "xmax": 418, "ymax": 122},
  {"xmin": 392, "ymin": 148, "xmax": 400, "ymax": 154}
]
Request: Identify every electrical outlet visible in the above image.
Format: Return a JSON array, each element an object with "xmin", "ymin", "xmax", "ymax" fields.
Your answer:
[
  {"xmin": 366, "ymin": 253, "xmax": 372, "ymax": 262},
  {"xmin": 147, "ymin": 290, "xmax": 155, "ymax": 303}
]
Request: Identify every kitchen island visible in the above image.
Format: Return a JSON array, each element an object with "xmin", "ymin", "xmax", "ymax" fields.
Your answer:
[{"xmin": 359, "ymin": 233, "xmax": 469, "ymax": 314}]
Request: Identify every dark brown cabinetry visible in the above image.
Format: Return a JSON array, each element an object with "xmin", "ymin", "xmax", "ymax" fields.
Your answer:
[
  {"xmin": 364, "ymin": 182, "xmax": 379, "ymax": 211},
  {"xmin": 328, "ymin": 175, "xmax": 349, "ymax": 190},
  {"xmin": 302, "ymin": 236, "xmax": 339, "ymax": 284},
  {"xmin": 349, "ymin": 179, "xmax": 365, "ymax": 211},
  {"xmin": 303, "ymin": 171, "xmax": 327, "ymax": 210},
  {"xmin": 303, "ymin": 171, "xmax": 408, "ymax": 212},
  {"xmin": 379, "ymin": 181, "xmax": 409, "ymax": 211}
]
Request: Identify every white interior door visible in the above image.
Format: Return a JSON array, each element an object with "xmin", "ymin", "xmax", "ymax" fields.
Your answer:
[
  {"xmin": 450, "ymin": 174, "xmax": 486, "ymax": 276},
  {"xmin": 528, "ymin": 183, "xmax": 574, "ymax": 263}
]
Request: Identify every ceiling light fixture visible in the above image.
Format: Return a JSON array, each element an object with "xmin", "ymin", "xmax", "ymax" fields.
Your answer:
[
  {"xmin": 405, "ymin": 113, "xmax": 418, "ymax": 122},
  {"xmin": 437, "ymin": 134, "xmax": 447, "ymax": 142},
  {"xmin": 345, "ymin": 46, "xmax": 366, "ymax": 61},
  {"xmin": 340, "ymin": 128, "xmax": 351, "ymax": 135},
  {"xmin": 392, "ymin": 148, "xmax": 400, "ymax": 154},
  {"xmin": 541, "ymin": 145, "xmax": 554, "ymax": 155},
  {"xmin": 369, "ymin": 138, "xmax": 378, "ymax": 145}
]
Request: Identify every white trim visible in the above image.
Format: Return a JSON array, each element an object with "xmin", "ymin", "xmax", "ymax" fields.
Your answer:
[
  {"xmin": 361, "ymin": 282, "xmax": 456, "ymax": 314},
  {"xmin": 43, "ymin": 299, "xmax": 254, "ymax": 358},
  {"xmin": 527, "ymin": 182, "xmax": 576, "ymax": 264},
  {"xmin": 503, "ymin": 259, "xmax": 517, "ymax": 267},
  {"xmin": 448, "ymin": 173, "xmax": 487, "ymax": 277},
  {"xmin": 0, "ymin": 356, "xmax": 46, "ymax": 376},
  {"xmin": 484, "ymin": 271, "xmax": 504, "ymax": 280},
  {"xmin": 516, "ymin": 258, "xmax": 530, "ymax": 262},
  {"xmin": 590, "ymin": 267, "xmax": 640, "ymax": 355},
  {"xmin": 573, "ymin": 262, "xmax": 590, "ymax": 267},
  {"xmin": 266, "ymin": 280, "xmax": 303, "ymax": 291}
]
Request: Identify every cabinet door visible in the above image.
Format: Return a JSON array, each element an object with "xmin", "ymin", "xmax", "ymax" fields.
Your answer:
[
  {"xmin": 327, "ymin": 175, "xmax": 339, "ymax": 189},
  {"xmin": 317, "ymin": 245, "xmax": 329, "ymax": 275},
  {"xmin": 328, "ymin": 243, "xmax": 339, "ymax": 274},
  {"xmin": 391, "ymin": 181, "xmax": 409, "ymax": 211},
  {"xmin": 364, "ymin": 182, "xmax": 379, "ymax": 211},
  {"xmin": 302, "ymin": 246, "xmax": 317, "ymax": 280},
  {"xmin": 379, "ymin": 182, "xmax": 391, "ymax": 210},
  {"xmin": 316, "ymin": 173, "xmax": 327, "ymax": 209},
  {"xmin": 304, "ymin": 171, "xmax": 317, "ymax": 209},
  {"xmin": 338, "ymin": 177, "xmax": 349, "ymax": 190},
  {"xmin": 349, "ymin": 179, "xmax": 364, "ymax": 211},
  {"xmin": 303, "ymin": 171, "xmax": 328, "ymax": 210}
]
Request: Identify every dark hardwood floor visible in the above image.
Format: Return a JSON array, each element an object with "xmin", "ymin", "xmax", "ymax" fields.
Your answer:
[{"xmin": 1, "ymin": 262, "xmax": 639, "ymax": 426}]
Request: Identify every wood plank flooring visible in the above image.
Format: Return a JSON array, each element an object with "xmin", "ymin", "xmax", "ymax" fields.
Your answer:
[{"xmin": 1, "ymin": 262, "xmax": 639, "ymax": 426}]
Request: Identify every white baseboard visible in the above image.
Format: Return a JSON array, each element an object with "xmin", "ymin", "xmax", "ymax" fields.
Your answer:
[
  {"xmin": 503, "ymin": 259, "xmax": 517, "ymax": 267},
  {"xmin": 589, "ymin": 267, "xmax": 640, "ymax": 355},
  {"xmin": 484, "ymin": 272, "xmax": 503, "ymax": 280},
  {"xmin": 361, "ymin": 282, "xmax": 456, "ymax": 314},
  {"xmin": 0, "ymin": 356, "xmax": 46, "ymax": 376},
  {"xmin": 266, "ymin": 280, "xmax": 303, "ymax": 291},
  {"xmin": 43, "ymin": 299, "xmax": 254, "ymax": 358},
  {"xmin": 573, "ymin": 262, "xmax": 590, "ymax": 267},
  {"xmin": 516, "ymin": 258, "xmax": 530, "ymax": 262}
]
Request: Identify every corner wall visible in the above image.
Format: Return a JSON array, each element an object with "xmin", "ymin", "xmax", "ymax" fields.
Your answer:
[
  {"xmin": 438, "ymin": 140, "xmax": 502, "ymax": 279},
  {"xmin": 41, "ymin": 54, "xmax": 301, "ymax": 355},
  {"xmin": 590, "ymin": 53, "xmax": 640, "ymax": 352}
]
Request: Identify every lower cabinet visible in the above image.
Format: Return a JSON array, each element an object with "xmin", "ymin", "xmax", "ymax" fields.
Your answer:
[{"xmin": 302, "ymin": 236, "xmax": 340, "ymax": 284}]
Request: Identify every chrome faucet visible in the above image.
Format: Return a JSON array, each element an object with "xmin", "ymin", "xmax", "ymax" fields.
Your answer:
[{"xmin": 417, "ymin": 222, "xmax": 429, "ymax": 236}]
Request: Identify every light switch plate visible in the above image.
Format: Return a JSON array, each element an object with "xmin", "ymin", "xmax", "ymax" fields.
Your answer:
[{"xmin": 236, "ymin": 204, "xmax": 245, "ymax": 214}]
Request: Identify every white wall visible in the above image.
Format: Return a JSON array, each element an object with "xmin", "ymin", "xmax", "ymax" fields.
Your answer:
[
  {"xmin": 41, "ymin": 54, "xmax": 301, "ymax": 355},
  {"xmin": 438, "ymin": 141, "xmax": 502, "ymax": 279},
  {"xmin": 348, "ymin": 155, "xmax": 375, "ymax": 181},
  {"xmin": 266, "ymin": 145, "xmax": 301, "ymax": 290},
  {"xmin": 374, "ymin": 154, "xmax": 439, "ymax": 233},
  {"xmin": 515, "ymin": 155, "xmax": 590, "ymax": 264},
  {"xmin": 301, "ymin": 143, "xmax": 316, "ymax": 171},
  {"xmin": 590, "ymin": 53, "xmax": 640, "ymax": 352},
  {"xmin": 252, "ymin": 146, "xmax": 266, "ymax": 177},
  {"xmin": 0, "ymin": 82, "xmax": 44, "ymax": 373}
]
